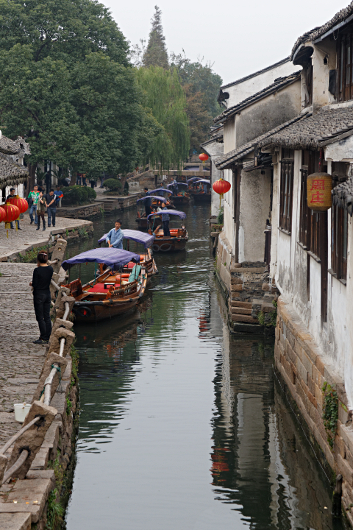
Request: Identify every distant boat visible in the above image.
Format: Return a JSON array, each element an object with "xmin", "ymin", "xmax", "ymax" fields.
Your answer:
[
  {"xmin": 62, "ymin": 248, "xmax": 147, "ymax": 323},
  {"xmin": 189, "ymin": 179, "xmax": 211, "ymax": 203},
  {"xmin": 167, "ymin": 182, "xmax": 191, "ymax": 205},
  {"xmin": 98, "ymin": 229, "xmax": 158, "ymax": 278},
  {"xmin": 148, "ymin": 210, "xmax": 188, "ymax": 252}
]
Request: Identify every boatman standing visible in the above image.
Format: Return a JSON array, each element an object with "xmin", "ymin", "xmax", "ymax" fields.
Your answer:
[
  {"xmin": 106, "ymin": 220, "xmax": 123, "ymax": 249},
  {"xmin": 161, "ymin": 205, "xmax": 170, "ymax": 237}
]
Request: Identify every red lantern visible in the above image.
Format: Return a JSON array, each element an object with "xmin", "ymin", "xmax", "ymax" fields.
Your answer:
[
  {"xmin": 199, "ymin": 153, "xmax": 209, "ymax": 163},
  {"xmin": 0, "ymin": 206, "xmax": 6, "ymax": 223},
  {"xmin": 213, "ymin": 178, "xmax": 231, "ymax": 196},
  {"xmin": 6, "ymin": 197, "xmax": 28, "ymax": 214},
  {"xmin": 2, "ymin": 203, "xmax": 20, "ymax": 222}
]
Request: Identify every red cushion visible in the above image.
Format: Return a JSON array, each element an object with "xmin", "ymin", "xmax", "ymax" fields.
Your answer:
[{"xmin": 88, "ymin": 282, "xmax": 119, "ymax": 293}]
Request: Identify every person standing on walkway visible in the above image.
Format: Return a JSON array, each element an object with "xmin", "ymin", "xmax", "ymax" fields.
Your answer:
[
  {"xmin": 46, "ymin": 189, "xmax": 56, "ymax": 227},
  {"xmin": 161, "ymin": 204, "xmax": 170, "ymax": 236},
  {"xmin": 6, "ymin": 188, "xmax": 22, "ymax": 230},
  {"xmin": 54, "ymin": 185, "xmax": 63, "ymax": 207},
  {"xmin": 29, "ymin": 251, "xmax": 53, "ymax": 344},
  {"xmin": 106, "ymin": 220, "xmax": 123, "ymax": 249},
  {"xmin": 36, "ymin": 191, "xmax": 46, "ymax": 231},
  {"xmin": 28, "ymin": 185, "xmax": 40, "ymax": 225}
]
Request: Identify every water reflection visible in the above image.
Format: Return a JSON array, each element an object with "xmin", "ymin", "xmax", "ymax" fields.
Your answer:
[{"xmin": 65, "ymin": 205, "xmax": 346, "ymax": 530}]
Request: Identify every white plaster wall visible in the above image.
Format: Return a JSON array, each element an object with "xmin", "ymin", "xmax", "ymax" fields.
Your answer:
[
  {"xmin": 223, "ymin": 168, "xmax": 235, "ymax": 258},
  {"xmin": 238, "ymin": 169, "xmax": 271, "ymax": 263},
  {"xmin": 312, "ymin": 40, "xmax": 336, "ymax": 110},
  {"xmin": 203, "ymin": 139, "xmax": 224, "ymax": 217},
  {"xmin": 223, "ymin": 118, "xmax": 236, "ymax": 154},
  {"xmin": 270, "ymin": 156, "xmax": 280, "ymax": 279},
  {"xmin": 326, "ymin": 134, "xmax": 353, "ymax": 162},
  {"xmin": 346, "ymin": 218, "xmax": 353, "ymax": 407},
  {"xmin": 224, "ymin": 61, "xmax": 299, "ymax": 108}
]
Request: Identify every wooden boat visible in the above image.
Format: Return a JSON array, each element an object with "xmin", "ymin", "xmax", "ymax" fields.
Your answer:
[
  {"xmin": 188, "ymin": 179, "xmax": 211, "ymax": 203},
  {"xmin": 62, "ymin": 248, "xmax": 147, "ymax": 323},
  {"xmin": 148, "ymin": 210, "xmax": 188, "ymax": 252},
  {"xmin": 98, "ymin": 229, "xmax": 158, "ymax": 278},
  {"xmin": 167, "ymin": 182, "xmax": 190, "ymax": 206},
  {"xmin": 136, "ymin": 193, "xmax": 171, "ymax": 230}
]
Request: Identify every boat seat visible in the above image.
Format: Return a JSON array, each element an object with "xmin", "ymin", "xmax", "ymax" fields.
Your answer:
[{"xmin": 88, "ymin": 282, "xmax": 120, "ymax": 293}]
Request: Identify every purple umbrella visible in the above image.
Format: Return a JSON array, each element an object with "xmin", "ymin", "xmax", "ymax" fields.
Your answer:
[
  {"xmin": 62, "ymin": 248, "xmax": 140, "ymax": 271},
  {"xmin": 98, "ymin": 229, "xmax": 155, "ymax": 248},
  {"xmin": 147, "ymin": 210, "xmax": 186, "ymax": 220}
]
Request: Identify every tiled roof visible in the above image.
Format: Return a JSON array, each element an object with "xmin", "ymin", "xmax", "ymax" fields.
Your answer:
[
  {"xmin": 0, "ymin": 157, "xmax": 28, "ymax": 189},
  {"xmin": 0, "ymin": 135, "xmax": 30, "ymax": 156},
  {"xmin": 292, "ymin": 2, "xmax": 353, "ymax": 60},
  {"xmin": 215, "ymin": 114, "xmax": 308, "ymax": 170},
  {"xmin": 332, "ymin": 177, "xmax": 353, "ymax": 215},
  {"xmin": 214, "ymin": 72, "xmax": 301, "ymax": 124},
  {"xmin": 259, "ymin": 106, "xmax": 353, "ymax": 150},
  {"xmin": 220, "ymin": 58, "xmax": 290, "ymax": 90}
]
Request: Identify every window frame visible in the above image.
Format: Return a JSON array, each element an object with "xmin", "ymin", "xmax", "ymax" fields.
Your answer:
[{"xmin": 279, "ymin": 152, "xmax": 294, "ymax": 233}]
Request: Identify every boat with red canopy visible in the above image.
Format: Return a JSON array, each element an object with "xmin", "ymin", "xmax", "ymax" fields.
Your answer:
[
  {"xmin": 147, "ymin": 210, "xmax": 188, "ymax": 252},
  {"xmin": 98, "ymin": 229, "xmax": 158, "ymax": 277},
  {"xmin": 62, "ymin": 248, "xmax": 147, "ymax": 323}
]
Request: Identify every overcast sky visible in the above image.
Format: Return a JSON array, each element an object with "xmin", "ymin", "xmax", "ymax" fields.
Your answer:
[{"xmin": 103, "ymin": 0, "xmax": 349, "ymax": 86}]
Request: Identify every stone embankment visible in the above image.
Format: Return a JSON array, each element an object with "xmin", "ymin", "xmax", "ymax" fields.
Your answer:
[
  {"xmin": 275, "ymin": 299, "xmax": 353, "ymax": 525},
  {"xmin": 0, "ymin": 238, "xmax": 78, "ymax": 530},
  {"xmin": 0, "ymin": 214, "xmax": 93, "ymax": 262}
]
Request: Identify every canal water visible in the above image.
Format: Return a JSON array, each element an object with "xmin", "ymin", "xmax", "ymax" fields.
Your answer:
[{"xmin": 65, "ymin": 203, "xmax": 346, "ymax": 530}]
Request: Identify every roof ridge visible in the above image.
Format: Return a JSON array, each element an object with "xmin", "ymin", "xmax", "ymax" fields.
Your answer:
[
  {"xmin": 220, "ymin": 57, "xmax": 291, "ymax": 90},
  {"xmin": 214, "ymin": 71, "xmax": 301, "ymax": 124}
]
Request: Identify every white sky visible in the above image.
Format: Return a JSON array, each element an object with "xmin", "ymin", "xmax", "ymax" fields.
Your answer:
[{"xmin": 103, "ymin": 0, "xmax": 349, "ymax": 86}]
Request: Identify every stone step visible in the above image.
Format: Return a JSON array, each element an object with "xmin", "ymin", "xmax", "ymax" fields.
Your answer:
[
  {"xmin": 230, "ymin": 307, "xmax": 252, "ymax": 316},
  {"xmin": 231, "ymin": 314, "xmax": 258, "ymax": 324},
  {"xmin": 230, "ymin": 301, "xmax": 252, "ymax": 309}
]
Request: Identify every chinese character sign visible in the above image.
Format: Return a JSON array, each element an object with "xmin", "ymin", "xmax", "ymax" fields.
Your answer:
[{"xmin": 307, "ymin": 172, "xmax": 332, "ymax": 211}]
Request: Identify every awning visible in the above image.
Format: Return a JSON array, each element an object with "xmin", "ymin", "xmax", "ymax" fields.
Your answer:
[{"xmin": 61, "ymin": 248, "xmax": 141, "ymax": 271}]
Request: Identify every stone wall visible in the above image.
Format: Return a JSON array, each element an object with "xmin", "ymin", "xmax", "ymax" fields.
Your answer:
[
  {"xmin": 216, "ymin": 232, "xmax": 278, "ymax": 333},
  {"xmin": 275, "ymin": 297, "xmax": 353, "ymax": 525}
]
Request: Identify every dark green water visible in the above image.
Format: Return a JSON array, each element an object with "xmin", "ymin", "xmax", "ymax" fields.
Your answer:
[{"xmin": 65, "ymin": 203, "xmax": 346, "ymax": 530}]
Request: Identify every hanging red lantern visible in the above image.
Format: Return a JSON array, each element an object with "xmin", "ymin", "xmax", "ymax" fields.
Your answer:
[
  {"xmin": 0, "ymin": 206, "xmax": 6, "ymax": 224},
  {"xmin": 199, "ymin": 153, "xmax": 209, "ymax": 163},
  {"xmin": 6, "ymin": 197, "xmax": 28, "ymax": 214},
  {"xmin": 213, "ymin": 178, "xmax": 231, "ymax": 207},
  {"xmin": 307, "ymin": 172, "xmax": 332, "ymax": 211}
]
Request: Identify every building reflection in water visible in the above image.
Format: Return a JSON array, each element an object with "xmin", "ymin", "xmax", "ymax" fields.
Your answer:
[{"xmin": 210, "ymin": 290, "xmax": 346, "ymax": 530}]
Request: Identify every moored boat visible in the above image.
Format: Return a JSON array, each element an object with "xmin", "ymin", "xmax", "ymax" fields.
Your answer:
[
  {"xmin": 62, "ymin": 248, "xmax": 147, "ymax": 323},
  {"xmin": 148, "ymin": 210, "xmax": 188, "ymax": 252},
  {"xmin": 98, "ymin": 229, "xmax": 158, "ymax": 278},
  {"xmin": 167, "ymin": 182, "xmax": 190, "ymax": 206},
  {"xmin": 189, "ymin": 179, "xmax": 211, "ymax": 203}
]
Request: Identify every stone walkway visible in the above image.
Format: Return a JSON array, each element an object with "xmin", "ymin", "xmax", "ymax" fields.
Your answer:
[
  {"xmin": 0, "ymin": 213, "xmax": 92, "ymax": 261},
  {"xmin": 0, "ymin": 263, "xmax": 47, "ymax": 446}
]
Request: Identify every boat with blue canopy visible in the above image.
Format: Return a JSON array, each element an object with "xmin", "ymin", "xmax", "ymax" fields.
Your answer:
[
  {"xmin": 167, "ymin": 181, "xmax": 190, "ymax": 205},
  {"xmin": 97, "ymin": 229, "xmax": 158, "ymax": 277},
  {"xmin": 147, "ymin": 210, "xmax": 188, "ymax": 252},
  {"xmin": 135, "ymin": 195, "xmax": 169, "ymax": 230},
  {"xmin": 62, "ymin": 248, "xmax": 147, "ymax": 323},
  {"xmin": 189, "ymin": 179, "xmax": 211, "ymax": 203}
]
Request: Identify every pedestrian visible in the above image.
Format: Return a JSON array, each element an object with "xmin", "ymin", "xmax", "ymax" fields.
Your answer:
[
  {"xmin": 28, "ymin": 185, "xmax": 40, "ymax": 225},
  {"xmin": 161, "ymin": 204, "xmax": 170, "ymax": 236},
  {"xmin": 100, "ymin": 174, "xmax": 105, "ymax": 188},
  {"xmin": 29, "ymin": 251, "xmax": 53, "ymax": 344},
  {"xmin": 76, "ymin": 173, "xmax": 82, "ymax": 186},
  {"xmin": 36, "ymin": 191, "xmax": 46, "ymax": 231},
  {"xmin": 54, "ymin": 186, "xmax": 63, "ymax": 207},
  {"xmin": 82, "ymin": 174, "xmax": 87, "ymax": 186},
  {"xmin": 172, "ymin": 178, "xmax": 178, "ymax": 196},
  {"xmin": 45, "ymin": 189, "xmax": 56, "ymax": 227},
  {"xmin": 144, "ymin": 188, "xmax": 152, "ymax": 217},
  {"xmin": 106, "ymin": 220, "xmax": 123, "ymax": 249},
  {"xmin": 90, "ymin": 179, "xmax": 95, "ymax": 189},
  {"xmin": 6, "ymin": 188, "xmax": 22, "ymax": 230}
]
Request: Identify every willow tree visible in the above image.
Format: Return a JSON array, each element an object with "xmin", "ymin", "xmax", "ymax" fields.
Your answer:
[{"xmin": 135, "ymin": 66, "xmax": 190, "ymax": 168}]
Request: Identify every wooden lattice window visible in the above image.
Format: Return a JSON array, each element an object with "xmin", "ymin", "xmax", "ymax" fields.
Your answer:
[
  {"xmin": 338, "ymin": 30, "xmax": 353, "ymax": 101},
  {"xmin": 299, "ymin": 160, "xmax": 311, "ymax": 247},
  {"xmin": 279, "ymin": 150, "xmax": 294, "ymax": 233}
]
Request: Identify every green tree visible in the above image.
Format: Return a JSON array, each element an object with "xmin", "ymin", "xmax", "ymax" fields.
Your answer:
[
  {"xmin": 135, "ymin": 66, "xmax": 190, "ymax": 168},
  {"xmin": 142, "ymin": 6, "xmax": 169, "ymax": 69},
  {"xmin": 0, "ymin": 0, "xmax": 160, "ymax": 178}
]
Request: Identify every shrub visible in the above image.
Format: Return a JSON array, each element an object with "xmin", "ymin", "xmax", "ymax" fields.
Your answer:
[
  {"xmin": 104, "ymin": 178, "xmax": 122, "ymax": 192},
  {"xmin": 62, "ymin": 186, "xmax": 96, "ymax": 205}
]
